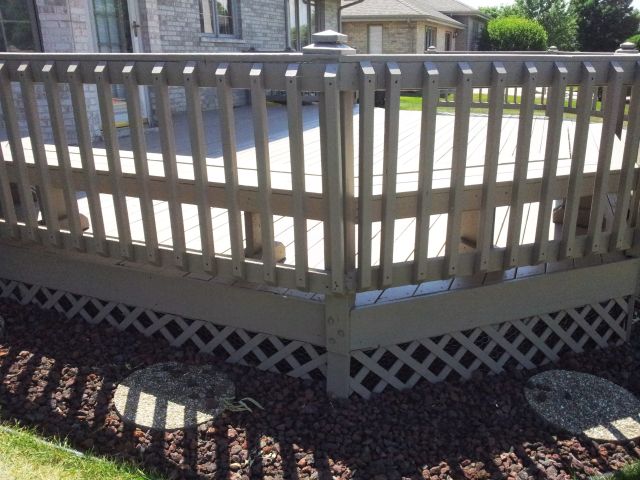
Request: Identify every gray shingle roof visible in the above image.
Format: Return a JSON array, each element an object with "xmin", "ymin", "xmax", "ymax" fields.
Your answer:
[{"xmin": 341, "ymin": 0, "xmax": 483, "ymax": 25}]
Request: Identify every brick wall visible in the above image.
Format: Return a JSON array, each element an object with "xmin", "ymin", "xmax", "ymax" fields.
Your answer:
[
  {"xmin": 342, "ymin": 21, "xmax": 416, "ymax": 54},
  {"xmin": 0, "ymin": 0, "xmax": 101, "ymax": 144}
]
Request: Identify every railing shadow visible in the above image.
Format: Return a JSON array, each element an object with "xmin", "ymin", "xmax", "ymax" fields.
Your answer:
[{"xmin": 1, "ymin": 298, "xmax": 639, "ymax": 478}]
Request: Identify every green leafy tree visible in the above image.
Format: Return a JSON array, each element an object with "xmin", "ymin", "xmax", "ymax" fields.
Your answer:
[
  {"xmin": 572, "ymin": 0, "xmax": 639, "ymax": 51},
  {"xmin": 479, "ymin": 4, "xmax": 522, "ymax": 18},
  {"xmin": 480, "ymin": 16, "xmax": 548, "ymax": 50},
  {"xmin": 516, "ymin": 0, "xmax": 578, "ymax": 49}
]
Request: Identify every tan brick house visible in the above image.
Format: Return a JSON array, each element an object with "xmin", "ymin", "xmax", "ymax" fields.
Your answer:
[
  {"xmin": 341, "ymin": 0, "xmax": 487, "ymax": 53},
  {"xmin": 0, "ymin": 0, "xmax": 341, "ymax": 140}
]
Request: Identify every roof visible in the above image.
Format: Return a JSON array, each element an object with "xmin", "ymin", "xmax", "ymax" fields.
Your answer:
[{"xmin": 341, "ymin": 0, "xmax": 486, "ymax": 26}]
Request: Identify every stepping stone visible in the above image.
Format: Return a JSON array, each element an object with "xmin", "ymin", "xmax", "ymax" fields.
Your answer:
[
  {"xmin": 525, "ymin": 370, "xmax": 640, "ymax": 442},
  {"xmin": 113, "ymin": 362, "xmax": 235, "ymax": 430}
]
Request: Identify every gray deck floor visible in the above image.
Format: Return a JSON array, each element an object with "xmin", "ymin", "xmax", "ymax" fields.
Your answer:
[{"xmin": 1, "ymin": 104, "xmax": 626, "ymax": 304}]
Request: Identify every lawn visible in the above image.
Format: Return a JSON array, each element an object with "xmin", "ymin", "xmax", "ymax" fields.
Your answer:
[
  {"xmin": 0, "ymin": 422, "xmax": 160, "ymax": 480},
  {"xmin": 399, "ymin": 89, "xmax": 611, "ymax": 121}
]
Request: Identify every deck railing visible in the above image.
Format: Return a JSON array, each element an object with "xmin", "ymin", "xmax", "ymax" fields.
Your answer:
[{"xmin": 1, "ymin": 34, "xmax": 640, "ymax": 297}]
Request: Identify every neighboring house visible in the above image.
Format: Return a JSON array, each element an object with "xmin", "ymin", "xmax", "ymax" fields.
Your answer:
[
  {"xmin": 0, "ymin": 0, "xmax": 341, "ymax": 141},
  {"xmin": 340, "ymin": 0, "xmax": 487, "ymax": 54}
]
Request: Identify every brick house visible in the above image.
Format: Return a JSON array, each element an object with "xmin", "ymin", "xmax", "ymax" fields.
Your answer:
[
  {"xmin": 0, "ymin": 0, "xmax": 341, "ymax": 141},
  {"xmin": 341, "ymin": 0, "xmax": 487, "ymax": 53}
]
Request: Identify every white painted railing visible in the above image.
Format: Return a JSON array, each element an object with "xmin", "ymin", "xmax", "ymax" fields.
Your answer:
[{"xmin": 1, "ymin": 35, "xmax": 640, "ymax": 296}]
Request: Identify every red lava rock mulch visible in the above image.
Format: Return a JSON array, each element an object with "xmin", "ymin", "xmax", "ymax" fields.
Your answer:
[{"xmin": 1, "ymin": 297, "xmax": 639, "ymax": 479}]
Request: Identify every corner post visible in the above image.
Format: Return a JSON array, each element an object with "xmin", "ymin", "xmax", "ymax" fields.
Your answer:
[{"xmin": 304, "ymin": 31, "xmax": 357, "ymax": 398}]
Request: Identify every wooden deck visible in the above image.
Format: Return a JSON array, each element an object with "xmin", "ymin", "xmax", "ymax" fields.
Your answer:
[{"xmin": 1, "ymin": 103, "xmax": 626, "ymax": 303}]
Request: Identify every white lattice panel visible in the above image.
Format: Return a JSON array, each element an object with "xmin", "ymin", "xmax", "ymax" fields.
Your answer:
[
  {"xmin": 0, "ymin": 278, "xmax": 327, "ymax": 380},
  {"xmin": 350, "ymin": 298, "xmax": 632, "ymax": 398}
]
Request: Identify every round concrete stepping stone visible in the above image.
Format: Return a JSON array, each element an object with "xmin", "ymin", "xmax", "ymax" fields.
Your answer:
[
  {"xmin": 525, "ymin": 370, "xmax": 640, "ymax": 442},
  {"xmin": 114, "ymin": 362, "xmax": 235, "ymax": 430}
]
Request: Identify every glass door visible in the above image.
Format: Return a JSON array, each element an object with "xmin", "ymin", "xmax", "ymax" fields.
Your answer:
[
  {"xmin": 92, "ymin": 0, "xmax": 150, "ymax": 126},
  {"xmin": 289, "ymin": 0, "xmax": 316, "ymax": 51}
]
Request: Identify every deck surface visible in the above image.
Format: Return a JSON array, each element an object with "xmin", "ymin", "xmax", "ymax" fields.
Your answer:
[{"xmin": 1, "ymin": 104, "xmax": 626, "ymax": 304}]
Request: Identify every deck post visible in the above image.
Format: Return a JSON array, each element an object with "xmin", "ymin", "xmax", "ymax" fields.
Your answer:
[
  {"xmin": 304, "ymin": 31, "xmax": 356, "ymax": 397},
  {"xmin": 324, "ymin": 293, "xmax": 355, "ymax": 398}
]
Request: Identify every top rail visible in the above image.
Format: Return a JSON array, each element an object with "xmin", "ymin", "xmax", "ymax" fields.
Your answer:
[{"xmin": 1, "ymin": 37, "xmax": 640, "ymax": 294}]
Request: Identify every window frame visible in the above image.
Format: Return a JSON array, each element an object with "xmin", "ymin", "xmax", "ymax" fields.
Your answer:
[
  {"xmin": 199, "ymin": 0, "xmax": 240, "ymax": 38},
  {"xmin": 0, "ymin": 0, "xmax": 42, "ymax": 52},
  {"xmin": 425, "ymin": 26, "xmax": 437, "ymax": 50}
]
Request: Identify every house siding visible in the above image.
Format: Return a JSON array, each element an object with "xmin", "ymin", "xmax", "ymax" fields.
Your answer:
[
  {"xmin": 342, "ymin": 20, "xmax": 458, "ymax": 54},
  {"xmin": 0, "ymin": 0, "xmax": 101, "ymax": 143},
  {"xmin": 1, "ymin": 0, "xmax": 341, "ymax": 143},
  {"xmin": 342, "ymin": 21, "xmax": 416, "ymax": 54}
]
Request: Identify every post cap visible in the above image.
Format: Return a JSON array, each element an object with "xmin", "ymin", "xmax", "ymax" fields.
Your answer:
[
  {"xmin": 302, "ymin": 30, "xmax": 356, "ymax": 55},
  {"xmin": 616, "ymin": 41, "xmax": 639, "ymax": 54}
]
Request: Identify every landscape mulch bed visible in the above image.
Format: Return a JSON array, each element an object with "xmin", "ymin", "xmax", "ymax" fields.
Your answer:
[{"xmin": 0, "ymin": 298, "xmax": 639, "ymax": 480}]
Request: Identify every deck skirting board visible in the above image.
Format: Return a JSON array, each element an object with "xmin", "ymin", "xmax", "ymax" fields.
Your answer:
[
  {"xmin": 0, "ymin": 242, "xmax": 325, "ymax": 346},
  {"xmin": 351, "ymin": 257, "xmax": 640, "ymax": 350}
]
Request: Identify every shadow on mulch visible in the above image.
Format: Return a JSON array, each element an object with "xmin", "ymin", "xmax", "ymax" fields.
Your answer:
[{"xmin": 1, "ymin": 298, "xmax": 639, "ymax": 479}]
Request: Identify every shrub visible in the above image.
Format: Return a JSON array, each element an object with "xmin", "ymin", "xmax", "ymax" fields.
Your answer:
[
  {"xmin": 480, "ymin": 16, "xmax": 548, "ymax": 51},
  {"xmin": 627, "ymin": 33, "xmax": 640, "ymax": 49}
]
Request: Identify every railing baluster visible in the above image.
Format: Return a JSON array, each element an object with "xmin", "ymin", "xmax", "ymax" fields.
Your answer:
[
  {"xmin": 285, "ymin": 63, "xmax": 308, "ymax": 289},
  {"xmin": 612, "ymin": 61, "xmax": 640, "ymax": 250},
  {"xmin": 323, "ymin": 63, "xmax": 346, "ymax": 293},
  {"xmin": 561, "ymin": 63, "xmax": 596, "ymax": 259},
  {"xmin": 183, "ymin": 61, "xmax": 216, "ymax": 275},
  {"xmin": 477, "ymin": 62, "xmax": 506, "ymax": 272},
  {"xmin": 504, "ymin": 62, "xmax": 537, "ymax": 268},
  {"xmin": 0, "ymin": 61, "xmax": 39, "ymax": 241},
  {"xmin": 586, "ymin": 61, "xmax": 624, "ymax": 254},
  {"xmin": 153, "ymin": 62, "xmax": 186, "ymax": 269},
  {"xmin": 534, "ymin": 62, "xmax": 568, "ymax": 263},
  {"xmin": 0, "ymin": 145, "xmax": 17, "ymax": 239},
  {"xmin": 95, "ymin": 62, "xmax": 132, "ymax": 259},
  {"xmin": 216, "ymin": 63, "xmax": 244, "ymax": 278},
  {"xmin": 380, "ymin": 62, "xmax": 401, "ymax": 288},
  {"xmin": 342, "ymin": 88, "xmax": 356, "ymax": 279},
  {"xmin": 68, "ymin": 62, "xmax": 107, "ymax": 255},
  {"xmin": 444, "ymin": 62, "xmax": 472, "ymax": 277},
  {"xmin": 123, "ymin": 62, "xmax": 159, "ymax": 264},
  {"xmin": 216, "ymin": 63, "xmax": 245, "ymax": 279},
  {"xmin": 414, "ymin": 61, "xmax": 439, "ymax": 282},
  {"xmin": 18, "ymin": 62, "xmax": 59, "ymax": 246},
  {"xmin": 250, "ymin": 63, "xmax": 276, "ymax": 284},
  {"xmin": 42, "ymin": 62, "xmax": 83, "ymax": 251},
  {"xmin": 357, "ymin": 61, "xmax": 375, "ymax": 290}
]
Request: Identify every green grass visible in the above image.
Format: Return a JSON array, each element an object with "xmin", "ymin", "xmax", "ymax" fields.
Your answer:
[
  {"xmin": 0, "ymin": 422, "xmax": 161, "ymax": 480},
  {"xmin": 399, "ymin": 90, "xmax": 614, "ymax": 122},
  {"xmin": 589, "ymin": 461, "xmax": 640, "ymax": 480}
]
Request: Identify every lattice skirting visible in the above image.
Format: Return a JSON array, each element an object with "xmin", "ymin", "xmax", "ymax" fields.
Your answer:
[
  {"xmin": 350, "ymin": 297, "xmax": 633, "ymax": 399},
  {"xmin": 0, "ymin": 278, "xmax": 327, "ymax": 381}
]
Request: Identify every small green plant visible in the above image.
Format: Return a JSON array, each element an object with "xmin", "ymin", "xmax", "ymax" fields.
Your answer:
[
  {"xmin": 221, "ymin": 396, "xmax": 265, "ymax": 412},
  {"xmin": 627, "ymin": 33, "xmax": 640, "ymax": 50}
]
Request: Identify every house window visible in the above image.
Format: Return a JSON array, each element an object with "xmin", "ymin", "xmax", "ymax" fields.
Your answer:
[
  {"xmin": 199, "ymin": 0, "xmax": 238, "ymax": 37},
  {"xmin": 289, "ymin": 0, "xmax": 316, "ymax": 50},
  {"xmin": 425, "ymin": 26, "xmax": 436, "ymax": 50},
  {"xmin": 0, "ymin": 0, "xmax": 40, "ymax": 52},
  {"xmin": 445, "ymin": 31, "xmax": 452, "ymax": 51}
]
